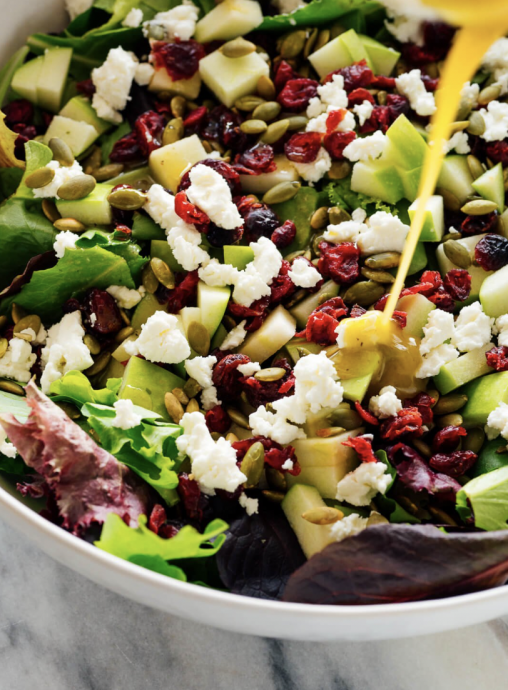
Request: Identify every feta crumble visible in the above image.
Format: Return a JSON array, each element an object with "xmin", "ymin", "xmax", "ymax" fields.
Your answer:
[
  {"xmin": 239, "ymin": 493, "xmax": 259, "ymax": 516},
  {"xmin": 135, "ymin": 63, "xmax": 155, "ymax": 87},
  {"xmin": 167, "ymin": 223, "xmax": 210, "ymax": 272},
  {"xmin": 143, "ymin": 1, "xmax": 199, "ymax": 41},
  {"xmin": 343, "ymin": 131, "xmax": 387, "ymax": 162},
  {"xmin": 122, "ymin": 8, "xmax": 143, "ymax": 27},
  {"xmin": 444, "ymin": 131, "xmax": 470, "ymax": 155},
  {"xmin": 451, "ymin": 301, "xmax": 493, "ymax": 352},
  {"xmin": 385, "ymin": 11, "xmax": 424, "ymax": 45},
  {"xmin": 482, "ymin": 38, "xmax": 508, "ymax": 95},
  {"xmin": 317, "ymin": 74, "xmax": 348, "ymax": 110},
  {"xmin": 494, "ymin": 314, "xmax": 508, "ymax": 346},
  {"xmin": 323, "ymin": 219, "xmax": 364, "ymax": 244},
  {"xmin": 461, "ymin": 81, "xmax": 480, "ymax": 110},
  {"xmin": 420, "ymin": 309, "xmax": 455, "ymax": 355},
  {"xmin": 111, "ymin": 399, "xmax": 142, "ymax": 430},
  {"xmin": 0, "ymin": 337, "xmax": 36, "ymax": 385},
  {"xmin": 53, "ymin": 231, "xmax": 78, "ymax": 259},
  {"xmin": 329, "ymin": 513, "xmax": 369, "ymax": 542},
  {"xmin": 92, "ymin": 47, "xmax": 138, "ymax": 124},
  {"xmin": 416, "ymin": 342, "xmax": 459, "ymax": 379},
  {"xmin": 0, "ymin": 428, "xmax": 17, "ymax": 459},
  {"xmin": 288, "ymin": 257, "xmax": 322, "ymax": 288},
  {"xmin": 32, "ymin": 160, "xmax": 84, "ymax": 200},
  {"xmin": 187, "ymin": 164, "xmax": 243, "ymax": 230},
  {"xmin": 293, "ymin": 147, "xmax": 332, "ymax": 183},
  {"xmin": 396, "ymin": 69, "xmax": 436, "ymax": 117},
  {"xmin": 237, "ymin": 361, "xmax": 261, "ymax": 377},
  {"xmin": 353, "ymin": 100, "xmax": 374, "ymax": 126},
  {"xmin": 220, "ymin": 320, "xmax": 247, "ymax": 350},
  {"xmin": 145, "ymin": 184, "xmax": 182, "ymax": 231},
  {"xmin": 357, "ymin": 211, "xmax": 409, "ymax": 255},
  {"xmin": 369, "ymin": 385, "xmax": 402, "ymax": 419},
  {"xmin": 106, "ymin": 285, "xmax": 146, "ymax": 310},
  {"xmin": 486, "ymin": 401, "xmax": 508, "ymax": 440},
  {"xmin": 201, "ymin": 386, "xmax": 220, "ymax": 410},
  {"xmin": 185, "ymin": 355, "xmax": 216, "ymax": 389},
  {"xmin": 199, "ymin": 259, "xmax": 239, "ymax": 287},
  {"xmin": 125, "ymin": 312, "xmax": 190, "ymax": 364},
  {"xmin": 335, "ymin": 460, "xmax": 392, "ymax": 506},
  {"xmin": 480, "ymin": 100, "xmax": 508, "ymax": 142}
]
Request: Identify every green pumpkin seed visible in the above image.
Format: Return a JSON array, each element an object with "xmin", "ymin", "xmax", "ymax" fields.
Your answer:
[
  {"xmin": 171, "ymin": 95, "xmax": 187, "ymax": 119},
  {"xmin": 260, "ymin": 118, "xmax": 290, "ymax": 144},
  {"xmin": 83, "ymin": 146, "xmax": 102, "ymax": 175},
  {"xmin": 108, "ymin": 187, "xmax": 147, "ymax": 211},
  {"xmin": 162, "ymin": 117, "xmax": 184, "ymax": 146},
  {"xmin": 478, "ymin": 83, "xmax": 502, "ymax": 106},
  {"xmin": 187, "ymin": 321, "xmax": 210, "ymax": 356},
  {"xmin": 436, "ymin": 412, "xmax": 463, "ymax": 428},
  {"xmin": 442, "ymin": 231, "xmax": 463, "ymax": 242},
  {"xmin": 360, "ymin": 267, "xmax": 395, "ymax": 284},
  {"xmin": 48, "ymin": 137, "xmax": 74, "ymax": 167},
  {"xmin": 296, "ymin": 346, "xmax": 312, "ymax": 358},
  {"xmin": 202, "ymin": 140, "xmax": 213, "ymax": 154},
  {"xmin": 226, "ymin": 406, "xmax": 251, "ymax": 429},
  {"xmin": 436, "ymin": 186, "xmax": 461, "ymax": 211},
  {"xmin": 262, "ymin": 180, "xmax": 300, "ymax": 205},
  {"xmin": 328, "ymin": 161, "xmax": 352, "ymax": 180},
  {"xmin": 240, "ymin": 441, "xmax": 265, "ymax": 487},
  {"xmin": 278, "ymin": 30, "xmax": 307, "ymax": 58},
  {"xmin": 302, "ymin": 506, "xmax": 343, "ymax": 525},
  {"xmin": 450, "ymin": 120, "xmax": 470, "ymax": 134},
  {"xmin": 262, "ymin": 490, "xmax": 285, "ymax": 503},
  {"xmin": 171, "ymin": 387, "xmax": 189, "ymax": 405},
  {"xmin": 57, "ymin": 174, "xmax": 96, "ymax": 201},
  {"xmin": 0, "ymin": 338, "xmax": 8, "ymax": 358},
  {"xmin": 240, "ymin": 119, "xmax": 268, "ymax": 134},
  {"xmin": 443, "ymin": 239, "xmax": 471, "ymax": 268},
  {"xmin": 53, "ymin": 218, "xmax": 86, "ymax": 233},
  {"xmin": 428, "ymin": 505, "xmax": 458, "ymax": 526},
  {"xmin": 254, "ymin": 367, "xmax": 287, "ymax": 382},
  {"xmin": 252, "ymin": 101, "xmax": 282, "ymax": 122},
  {"xmin": 328, "ymin": 206, "xmax": 351, "ymax": 224},
  {"xmin": 41, "ymin": 198, "xmax": 60, "ymax": 223},
  {"xmin": 11, "ymin": 304, "xmax": 26, "ymax": 325},
  {"xmin": 461, "ymin": 198, "xmax": 498, "ymax": 215},
  {"xmin": 142, "ymin": 262, "xmax": 159, "ymax": 294},
  {"xmin": 226, "ymin": 431, "xmax": 239, "ymax": 444},
  {"xmin": 412, "ymin": 438, "xmax": 432, "ymax": 458},
  {"xmin": 464, "ymin": 427, "xmax": 485, "ymax": 454},
  {"xmin": 93, "ymin": 163, "xmax": 124, "ymax": 182},
  {"xmin": 221, "ymin": 37, "xmax": 256, "ymax": 58},
  {"xmin": 234, "ymin": 95, "xmax": 266, "ymax": 112},
  {"xmin": 303, "ymin": 27, "xmax": 318, "ymax": 59},
  {"xmin": 433, "ymin": 393, "xmax": 468, "ymax": 415},
  {"xmin": 377, "ymin": 90, "xmax": 388, "ymax": 105},
  {"xmin": 165, "ymin": 391, "xmax": 184, "ymax": 423},
  {"xmin": 85, "ymin": 351, "xmax": 111, "ymax": 377},
  {"xmin": 283, "ymin": 249, "xmax": 305, "ymax": 263},
  {"xmin": 467, "ymin": 111, "xmax": 486, "ymax": 136},
  {"xmin": 467, "ymin": 154, "xmax": 485, "ymax": 180},
  {"xmin": 119, "ymin": 308, "xmax": 131, "ymax": 326},
  {"xmin": 0, "ymin": 315, "xmax": 7, "ymax": 331},
  {"xmin": 13, "ymin": 314, "xmax": 41, "ymax": 337},
  {"xmin": 0, "ymin": 380, "xmax": 24, "ymax": 396},
  {"xmin": 186, "ymin": 398, "xmax": 200, "ymax": 413},
  {"xmin": 316, "ymin": 426, "xmax": 347, "ymax": 438},
  {"xmin": 56, "ymin": 401, "xmax": 81, "ymax": 419},
  {"xmin": 150, "ymin": 257, "xmax": 175, "ymax": 289},
  {"xmin": 84, "ymin": 333, "xmax": 101, "ymax": 355},
  {"xmin": 343, "ymin": 280, "xmax": 385, "ymax": 307},
  {"xmin": 25, "ymin": 167, "xmax": 56, "ymax": 189},
  {"xmin": 114, "ymin": 326, "xmax": 134, "ymax": 345},
  {"xmin": 257, "ymin": 74, "xmax": 276, "ymax": 101},
  {"xmin": 314, "ymin": 28, "xmax": 331, "ymax": 53},
  {"xmin": 310, "ymin": 206, "xmax": 329, "ymax": 230},
  {"xmin": 287, "ymin": 115, "xmax": 308, "ymax": 131},
  {"xmin": 266, "ymin": 467, "xmax": 287, "ymax": 491},
  {"xmin": 184, "ymin": 377, "xmax": 202, "ymax": 399}
]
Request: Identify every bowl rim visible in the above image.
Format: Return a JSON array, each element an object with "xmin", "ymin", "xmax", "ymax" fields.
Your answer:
[{"xmin": 1, "ymin": 479, "xmax": 507, "ymax": 622}]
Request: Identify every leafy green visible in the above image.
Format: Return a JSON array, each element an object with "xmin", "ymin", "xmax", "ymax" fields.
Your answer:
[
  {"xmin": 375, "ymin": 449, "xmax": 396, "ymax": 488},
  {"xmin": 95, "ymin": 513, "xmax": 228, "ymax": 582},
  {"xmin": 470, "ymin": 438, "xmax": 508, "ymax": 478},
  {"xmin": 15, "ymin": 141, "xmax": 53, "ymax": 200},
  {"xmin": 0, "ymin": 45, "xmax": 29, "ymax": 107},
  {"xmin": 325, "ymin": 178, "xmax": 395, "ymax": 215},
  {"xmin": 0, "ymin": 167, "xmax": 24, "ymax": 203},
  {"xmin": 0, "ymin": 390, "xmax": 30, "ymax": 421},
  {"xmin": 49, "ymin": 370, "xmax": 121, "ymax": 407},
  {"xmin": 76, "ymin": 229, "xmax": 148, "ymax": 281},
  {"xmin": 457, "ymin": 466, "xmax": 508, "ymax": 531},
  {"xmin": 0, "ymin": 198, "xmax": 56, "ymax": 290},
  {"xmin": 372, "ymin": 450, "xmax": 420, "ymax": 523},
  {"xmin": 0, "ymin": 112, "xmax": 25, "ymax": 170},
  {"xmin": 0, "ymin": 246, "xmax": 134, "ymax": 322},
  {"xmin": 100, "ymin": 121, "xmax": 131, "ymax": 165},
  {"xmin": 260, "ymin": 0, "xmax": 378, "ymax": 31}
]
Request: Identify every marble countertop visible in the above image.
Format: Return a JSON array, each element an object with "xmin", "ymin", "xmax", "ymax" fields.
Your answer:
[{"xmin": 0, "ymin": 518, "xmax": 506, "ymax": 690}]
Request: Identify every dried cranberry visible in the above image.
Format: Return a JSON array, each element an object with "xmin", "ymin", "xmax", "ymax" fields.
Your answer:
[
  {"xmin": 284, "ymin": 132, "xmax": 322, "ymax": 163},
  {"xmin": 232, "ymin": 437, "xmax": 300, "ymax": 476},
  {"xmin": 274, "ymin": 60, "xmax": 299, "ymax": 91},
  {"xmin": 76, "ymin": 79, "xmax": 96, "ymax": 98},
  {"xmin": 443, "ymin": 269, "xmax": 471, "ymax": 302},
  {"xmin": 429, "ymin": 450, "xmax": 477, "ymax": 478},
  {"xmin": 236, "ymin": 143, "xmax": 276, "ymax": 173},
  {"xmin": 380, "ymin": 407, "xmax": 423, "ymax": 441},
  {"xmin": 164, "ymin": 270, "xmax": 199, "ymax": 313},
  {"xmin": 110, "ymin": 130, "xmax": 141, "ymax": 163},
  {"xmin": 133, "ymin": 110, "xmax": 166, "ymax": 157},
  {"xmin": 113, "ymin": 224, "xmax": 133, "ymax": 241},
  {"xmin": 350, "ymin": 304, "xmax": 367, "ymax": 318},
  {"xmin": 241, "ymin": 358, "xmax": 295, "ymax": 408},
  {"xmin": 271, "ymin": 220, "xmax": 297, "ymax": 249},
  {"xmin": 342, "ymin": 435, "xmax": 378, "ymax": 463},
  {"xmin": 347, "ymin": 88, "xmax": 375, "ymax": 106},
  {"xmin": 475, "ymin": 234, "xmax": 508, "ymax": 271},
  {"xmin": 325, "ymin": 109, "xmax": 347, "ymax": 133},
  {"xmin": 402, "ymin": 21, "xmax": 455, "ymax": 66},
  {"xmin": 213, "ymin": 353, "xmax": 251, "ymax": 401},
  {"xmin": 228, "ymin": 297, "xmax": 270, "ymax": 332},
  {"xmin": 392, "ymin": 310, "xmax": 407, "ymax": 329},
  {"xmin": 218, "ymin": 108, "xmax": 248, "ymax": 152},
  {"xmin": 461, "ymin": 211, "xmax": 498, "ymax": 235},
  {"xmin": 405, "ymin": 392, "xmax": 435, "ymax": 426},
  {"xmin": 238, "ymin": 198, "xmax": 280, "ymax": 242},
  {"xmin": 177, "ymin": 473, "xmax": 207, "ymax": 522},
  {"xmin": 318, "ymin": 241, "xmax": 361, "ymax": 284},
  {"xmin": 386, "ymin": 93, "xmax": 410, "ymax": 117},
  {"xmin": 277, "ymin": 78, "xmax": 319, "ymax": 113},
  {"xmin": 151, "ymin": 39, "xmax": 205, "ymax": 80},
  {"xmin": 183, "ymin": 105, "xmax": 208, "ymax": 132},
  {"xmin": 148, "ymin": 504, "xmax": 179, "ymax": 539},
  {"xmin": 178, "ymin": 158, "xmax": 241, "ymax": 196},
  {"xmin": 3, "ymin": 99, "xmax": 33, "ymax": 126},
  {"xmin": 63, "ymin": 298, "xmax": 81, "ymax": 315},
  {"xmin": 174, "ymin": 191, "xmax": 210, "ymax": 226},
  {"xmin": 354, "ymin": 401, "xmax": 379, "ymax": 426},
  {"xmin": 323, "ymin": 131, "xmax": 356, "ymax": 160},
  {"xmin": 270, "ymin": 260, "xmax": 297, "ymax": 305},
  {"xmin": 82, "ymin": 289, "xmax": 122, "ymax": 336},
  {"xmin": 326, "ymin": 60, "xmax": 373, "ymax": 91},
  {"xmin": 485, "ymin": 141, "xmax": 508, "ymax": 166},
  {"xmin": 371, "ymin": 75, "xmax": 397, "ymax": 90},
  {"xmin": 205, "ymin": 405, "xmax": 231, "ymax": 434},
  {"xmin": 486, "ymin": 346, "xmax": 508, "ymax": 371},
  {"xmin": 432, "ymin": 425, "xmax": 467, "ymax": 453},
  {"xmin": 298, "ymin": 297, "xmax": 348, "ymax": 346},
  {"xmin": 360, "ymin": 105, "xmax": 396, "ymax": 134}
]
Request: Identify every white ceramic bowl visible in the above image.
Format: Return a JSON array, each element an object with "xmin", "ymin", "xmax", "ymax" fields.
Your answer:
[{"xmin": 3, "ymin": 0, "xmax": 508, "ymax": 641}]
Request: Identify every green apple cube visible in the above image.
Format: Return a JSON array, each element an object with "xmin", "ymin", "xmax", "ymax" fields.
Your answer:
[
  {"xmin": 60, "ymin": 96, "xmax": 111, "ymax": 135},
  {"xmin": 37, "ymin": 47, "xmax": 73, "ymax": 113},
  {"xmin": 396, "ymin": 293, "xmax": 435, "ymax": 339},
  {"xmin": 150, "ymin": 240, "xmax": 183, "ymax": 271},
  {"xmin": 148, "ymin": 68, "xmax": 201, "ymax": 100},
  {"xmin": 437, "ymin": 155, "xmax": 475, "ymax": 203},
  {"xmin": 194, "ymin": 0, "xmax": 263, "ymax": 43},
  {"xmin": 239, "ymin": 305, "xmax": 296, "ymax": 362},
  {"xmin": 434, "ymin": 342, "xmax": 493, "ymax": 395},
  {"xmin": 199, "ymin": 49, "xmax": 269, "ymax": 108},
  {"xmin": 132, "ymin": 214, "xmax": 165, "ymax": 241},
  {"xmin": 119, "ymin": 356, "xmax": 184, "ymax": 421},
  {"xmin": 437, "ymin": 234, "xmax": 492, "ymax": 303},
  {"xmin": 339, "ymin": 28, "xmax": 373, "ymax": 68},
  {"xmin": 43, "ymin": 115, "xmax": 99, "ymax": 157},
  {"xmin": 351, "ymin": 161, "xmax": 405, "ymax": 205},
  {"xmin": 239, "ymin": 154, "xmax": 298, "ymax": 194},
  {"xmin": 472, "ymin": 162, "xmax": 504, "ymax": 213},
  {"xmin": 211, "ymin": 323, "xmax": 228, "ymax": 350},
  {"xmin": 272, "ymin": 187, "xmax": 320, "ymax": 255},
  {"xmin": 111, "ymin": 335, "xmax": 138, "ymax": 363},
  {"xmin": 359, "ymin": 34, "xmax": 400, "ymax": 76},
  {"xmin": 179, "ymin": 306, "xmax": 202, "ymax": 337},
  {"xmin": 462, "ymin": 371, "xmax": 508, "ymax": 427},
  {"xmin": 223, "ymin": 245, "xmax": 254, "ymax": 270},
  {"xmin": 56, "ymin": 183, "xmax": 114, "ymax": 226},
  {"xmin": 407, "ymin": 241, "xmax": 427, "ymax": 275},
  {"xmin": 149, "ymin": 135, "xmax": 208, "ymax": 193},
  {"xmin": 309, "ymin": 33, "xmax": 354, "ymax": 78},
  {"xmin": 282, "ymin": 484, "xmax": 336, "ymax": 558},
  {"xmin": 290, "ymin": 280, "xmax": 340, "ymax": 329},
  {"xmin": 197, "ymin": 281, "xmax": 230, "ymax": 337},
  {"xmin": 131, "ymin": 293, "xmax": 168, "ymax": 331},
  {"xmin": 408, "ymin": 195, "xmax": 444, "ymax": 242},
  {"xmin": 385, "ymin": 115, "xmax": 428, "ymax": 170},
  {"xmin": 342, "ymin": 373, "xmax": 375, "ymax": 402},
  {"xmin": 458, "ymin": 466, "xmax": 508, "ymax": 531},
  {"xmin": 285, "ymin": 338, "xmax": 322, "ymax": 364},
  {"xmin": 480, "ymin": 264, "xmax": 508, "ymax": 317},
  {"xmin": 11, "ymin": 55, "xmax": 45, "ymax": 103}
]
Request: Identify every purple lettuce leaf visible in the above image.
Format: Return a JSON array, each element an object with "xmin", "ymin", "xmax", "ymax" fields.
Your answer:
[
  {"xmin": 0, "ymin": 250, "xmax": 57, "ymax": 300},
  {"xmin": 388, "ymin": 443, "xmax": 461, "ymax": 495}
]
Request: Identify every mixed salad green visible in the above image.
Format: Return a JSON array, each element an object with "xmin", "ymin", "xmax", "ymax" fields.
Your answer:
[{"xmin": 2, "ymin": 0, "xmax": 508, "ymax": 605}]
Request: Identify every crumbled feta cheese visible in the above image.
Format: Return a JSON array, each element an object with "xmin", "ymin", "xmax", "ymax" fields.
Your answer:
[
  {"xmin": 335, "ymin": 460, "xmax": 392, "ymax": 506},
  {"xmin": 239, "ymin": 492, "xmax": 259, "ymax": 516},
  {"xmin": 111, "ymin": 399, "xmax": 142, "ymax": 430},
  {"xmin": 65, "ymin": 0, "xmax": 93, "ymax": 20},
  {"xmin": 317, "ymin": 74, "xmax": 348, "ymax": 110},
  {"xmin": 416, "ymin": 343, "xmax": 459, "ymax": 378},
  {"xmin": 369, "ymin": 385, "xmax": 402, "ymax": 419},
  {"xmin": 420, "ymin": 309, "xmax": 455, "ymax": 355},
  {"xmin": 461, "ymin": 81, "xmax": 480, "ymax": 110},
  {"xmin": 482, "ymin": 38, "xmax": 508, "ymax": 95},
  {"xmin": 90, "ymin": 313, "xmax": 97, "ymax": 326},
  {"xmin": 0, "ymin": 428, "xmax": 17, "ymax": 459},
  {"xmin": 125, "ymin": 312, "xmax": 190, "ymax": 364},
  {"xmin": 92, "ymin": 47, "xmax": 138, "ymax": 123},
  {"xmin": 33, "ymin": 325, "xmax": 47, "ymax": 346},
  {"xmin": 306, "ymin": 96, "xmax": 325, "ymax": 119},
  {"xmin": 143, "ymin": 1, "xmax": 199, "ymax": 41},
  {"xmin": 495, "ymin": 314, "xmax": 508, "ymax": 346},
  {"xmin": 185, "ymin": 355, "xmax": 216, "ymax": 389},
  {"xmin": 352, "ymin": 208, "xmax": 367, "ymax": 223},
  {"xmin": 40, "ymin": 311, "xmax": 93, "ymax": 393},
  {"xmin": 444, "ymin": 131, "xmax": 470, "ymax": 155},
  {"xmin": 17, "ymin": 328, "xmax": 36, "ymax": 343},
  {"xmin": 452, "ymin": 301, "xmax": 493, "ymax": 352},
  {"xmin": 357, "ymin": 211, "xmax": 409, "ymax": 255},
  {"xmin": 145, "ymin": 184, "xmax": 181, "ymax": 231},
  {"xmin": 251, "ymin": 236, "xmax": 283, "ymax": 284},
  {"xmin": 343, "ymin": 131, "xmax": 387, "ymax": 162},
  {"xmin": 135, "ymin": 62, "xmax": 155, "ymax": 86},
  {"xmin": 294, "ymin": 147, "xmax": 332, "ymax": 183},
  {"xmin": 0, "ymin": 337, "xmax": 36, "ymax": 385},
  {"xmin": 486, "ymin": 401, "xmax": 508, "ymax": 440},
  {"xmin": 288, "ymin": 257, "xmax": 321, "ymax": 288},
  {"xmin": 176, "ymin": 411, "xmax": 247, "ymax": 494},
  {"xmin": 249, "ymin": 404, "xmax": 305, "ymax": 445},
  {"xmin": 122, "ymin": 7, "xmax": 143, "ymax": 27},
  {"xmin": 323, "ymin": 220, "xmax": 364, "ymax": 244},
  {"xmin": 220, "ymin": 320, "xmax": 247, "ymax": 350},
  {"xmin": 307, "ymin": 108, "xmax": 355, "ymax": 135},
  {"xmin": 106, "ymin": 285, "xmax": 145, "ymax": 310},
  {"xmin": 167, "ymin": 223, "xmax": 210, "ymax": 271},
  {"xmin": 354, "ymin": 100, "xmax": 374, "ymax": 126},
  {"xmin": 280, "ymin": 459, "xmax": 293, "ymax": 472},
  {"xmin": 53, "ymin": 231, "xmax": 78, "ymax": 259},
  {"xmin": 32, "ymin": 160, "xmax": 84, "ymax": 200},
  {"xmin": 232, "ymin": 264, "xmax": 272, "ymax": 307},
  {"xmin": 328, "ymin": 513, "xmax": 369, "ymax": 542},
  {"xmin": 201, "ymin": 386, "xmax": 220, "ymax": 410},
  {"xmin": 381, "ymin": 0, "xmax": 438, "ymax": 20},
  {"xmin": 480, "ymin": 100, "xmax": 508, "ymax": 142},
  {"xmin": 187, "ymin": 164, "xmax": 243, "ymax": 230},
  {"xmin": 385, "ymin": 11, "xmax": 424, "ymax": 45},
  {"xmin": 199, "ymin": 259, "xmax": 239, "ymax": 287},
  {"xmin": 396, "ymin": 69, "xmax": 436, "ymax": 117},
  {"xmin": 237, "ymin": 361, "xmax": 261, "ymax": 377}
]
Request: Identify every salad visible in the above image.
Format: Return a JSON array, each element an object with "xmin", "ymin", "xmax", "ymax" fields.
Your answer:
[{"xmin": 2, "ymin": 0, "xmax": 508, "ymax": 607}]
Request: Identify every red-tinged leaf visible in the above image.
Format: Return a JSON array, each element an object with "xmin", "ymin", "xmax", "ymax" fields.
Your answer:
[
  {"xmin": 283, "ymin": 524, "xmax": 508, "ymax": 605},
  {"xmin": 0, "ymin": 251, "xmax": 57, "ymax": 300},
  {"xmin": 0, "ymin": 382, "xmax": 149, "ymax": 535}
]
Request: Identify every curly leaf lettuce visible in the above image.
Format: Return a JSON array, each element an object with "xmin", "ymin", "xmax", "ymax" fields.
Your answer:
[
  {"xmin": 49, "ymin": 370, "xmax": 121, "ymax": 407},
  {"xmin": 326, "ymin": 178, "xmax": 395, "ymax": 215},
  {"xmin": 76, "ymin": 229, "xmax": 148, "ymax": 281}
]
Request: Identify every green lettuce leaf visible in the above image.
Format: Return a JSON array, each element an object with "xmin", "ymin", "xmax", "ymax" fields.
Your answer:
[
  {"xmin": 49, "ymin": 370, "xmax": 121, "ymax": 407},
  {"xmin": 0, "ymin": 390, "xmax": 30, "ymax": 421},
  {"xmin": 15, "ymin": 141, "xmax": 53, "ymax": 200},
  {"xmin": 260, "ymin": 0, "xmax": 377, "ymax": 31},
  {"xmin": 325, "ymin": 178, "xmax": 395, "ymax": 215},
  {"xmin": 0, "ymin": 245, "xmax": 134, "ymax": 322},
  {"xmin": 76, "ymin": 229, "xmax": 148, "ymax": 281},
  {"xmin": 93, "ymin": 0, "xmax": 214, "ymax": 32},
  {"xmin": 0, "ymin": 168, "xmax": 24, "ymax": 203}
]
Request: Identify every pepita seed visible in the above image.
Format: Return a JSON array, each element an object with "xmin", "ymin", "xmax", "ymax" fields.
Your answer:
[
  {"xmin": 360, "ymin": 267, "xmax": 395, "ymax": 284},
  {"xmin": 467, "ymin": 111, "xmax": 486, "ymax": 136},
  {"xmin": 436, "ymin": 186, "xmax": 461, "ymax": 211},
  {"xmin": 303, "ymin": 27, "xmax": 318, "ymax": 59},
  {"xmin": 226, "ymin": 432, "xmax": 239, "ymax": 444},
  {"xmin": 187, "ymin": 321, "xmax": 210, "ymax": 356},
  {"xmin": 13, "ymin": 314, "xmax": 41, "ymax": 337},
  {"xmin": 314, "ymin": 28, "xmax": 330, "ymax": 53},
  {"xmin": 284, "ymin": 249, "xmax": 305, "ymax": 263},
  {"xmin": 48, "ymin": 137, "xmax": 74, "ymax": 167},
  {"xmin": 467, "ymin": 154, "xmax": 485, "ymax": 180},
  {"xmin": 165, "ymin": 391, "xmax": 184, "ymax": 423},
  {"xmin": 413, "ymin": 438, "xmax": 432, "ymax": 458},
  {"xmin": 287, "ymin": 115, "xmax": 308, "ymax": 131},
  {"xmin": 428, "ymin": 506, "xmax": 458, "ymax": 527},
  {"xmin": 14, "ymin": 330, "xmax": 34, "ymax": 342},
  {"xmin": 257, "ymin": 74, "xmax": 276, "ymax": 101},
  {"xmin": 234, "ymin": 95, "xmax": 266, "ymax": 112},
  {"xmin": 162, "ymin": 117, "xmax": 184, "ymax": 146},
  {"xmin": 311, "ymin": 234, "xmax": 325, "ymax": 256},
  {"xmin": 240, "ymin": 119, "xmax": 268, "ymax": 134},
  {"xmin": 310, "ymin": 206, "xmax": 329, "ymax": 230},
  {"xmin": 226, "ymin": 406, "xmax": 251, "ymax": 429},
  {"xmin": 328, "ymin": 206, "xmax": 351, "ymax": 224},
  {"xmin": 221, "ymin": 37, "xmax": 256, "ymax": 58},
  {"xmin": 0, "ymin": 315, "xmax": 7, "ymax": 330},
  {"xmin": 461, "ymin": 427, "xmax": 485, "ymax": 455},
  {"xmin": 316, "ymin": 426, "xmax": 347, "ymax": 438},
  {"xmin": 83, "ymin": 146, "xmax": 102, "ymax": 175},
  {"xmin": 57, "ymin": 174, "xmax": 96, "ymax": 201},
  {"xmin": 266, "ymin": 467, "xmax": 287, "ymax": 491},
  {"xmin": 0, "ymin": 338, "xmax": 7, "ymax": 358},
  {"xmin": 186, "ymin": 398, "xmax": 200, "ymax": 413},
  {"xmin": 114, "ymin": 326, "xmax": 134, "ymax": 344},
  {"xmin": 450, "ymin": 120, "xmax": 470, "ymax": 133},
  {"xmin": 318, "ymin": 292, "xmax": 334, "ymax": 306},
  {"xmin": 436, "ymin": 412, "xmax": 463, "ymax": 428},
  {"xmin": 285, "ymin": 288, "xmax": 308, "ymax": 309},
  {"xmin": 93, "ymin": 163, "xmax": 124, "ymax": 182},
  {"xmin": 150, "ymin": 257, "xmax": 175, "ymax": 289},
  {"xmin": 108, "ymin": 187, "xmax": 147, "ymax": 211},
  {"xmin": 397, "ymin": 495, "xmax": 421, "ymax": 516},
  {"xmin": 301, "ymin": 506, "xmax": 343, "ymax": 525},
  {"xmin": 260, "ymin": 118, "xmax": 291, "ymax": 145},
  {"xmin": 262, "ymin": 180, "xmax": 300, "ymax": 205},
  {"xmin": 172, "ymin": 387, "xmax": 189, "ymax": 405},
  {"xmin": 478, "ymin": 83, "xmax": 502, "ymax": 106},
  {"xmin": 202, "ymin": 140, "xmax": 213, "ymax": 153},
  {"xmin": 343, "ymin": 280, "xmax": 385, "ymax": 307},
  {"xmin": 142, "ymin": 262, "xmax": 159, "ymax": 294},
  {"xmin": 442, "ymin": 231, "xmax": 463, "ymax": 242},
  {"xmin": 222, "ymin": 315, "xmax": 237, "ymax": 331},
  {"xmin": 328, "ymin": 161, "xmax": 352, "ymax": 180},
  {"xmin": 262, "ymin": 490, "xmax": 285, "ymax": 504},
  {"xmin": 25, "ymin": 167, "xmax": 56, "ymax": 189},
  {"xmin": 119, "ymin": 308, "xmax": 131, "ymax": 326},
  {"xmin": 254, "ymin": 367, "xmax": 287, "ymax": 382},
  {"xmin": 42, "ymin": 198, "xmax": 61, "ymax": 222},
  {"xmin": 443, "ymin": 239, "xmax": 471, "ymax": 268},
  {"xmin": 240, "ymin": 441, "xmax": 265, "ymax": 487},
  {"xmin": 11, "ymin": 304, "xmax": 26, "ymax": 324},
  {"xmin": 85, "ymin": 351, "xmax": 111, "ymax": 377},
  {"xmin": 433, "ymin": 393, "xmax": 468, "ymax": 415},
  {"xmin": 53, "ymin": 218, "xmax": 86, "ymax": 233},
  {"xmin": 84, "ymin": 333, "xmax": 101, "ymax": 355},
  {"xmin": 252, "ymin": 101, "xmax": 281, "ymax": 122},
  {"xmin": 171, "ymin": 95, "xmax": 187, "ymax": 119},
  {"xmin": 0, "ymin": 380, "xmax": 24, "ymax": 396},
  {"xmin": 427, "ymin": 389, "xmax": 440, "ymax": 407},
  {"xmin": 377, "ymin": 90, "xmax": 387, "ymax": 105},
  {"xmin": 56, "ymin": 401, "xmax": 81, "ymax": 419},
  {"xmin": 279, "ymin": 30, "xmax": 307, "ymax": 59},
  {"xmin": 184, "ymin": 377, "xmax": 202, "ymax": 399},
  {"xmin": 330, "ymin": 407, "xmax": 361, "ymax": 431},
  {"xmin": 296, "ymin": 346, "xmax": 312, "ymax": 358},
  {"xmin": 461, "ymin": 198, "xmax": 498, "ymax": 215}
]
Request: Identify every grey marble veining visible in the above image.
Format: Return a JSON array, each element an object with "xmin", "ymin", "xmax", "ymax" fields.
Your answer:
[{"xmin": 0, "ymin": 518, "xmax": 506, "ymax": 690}]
